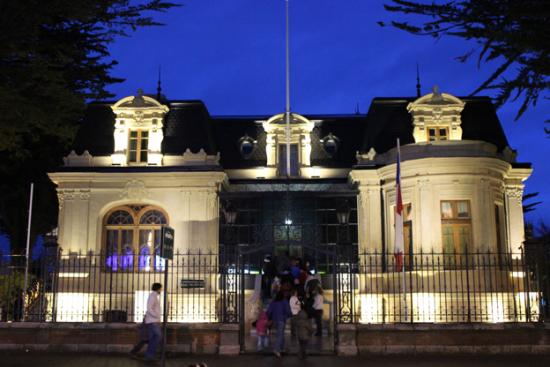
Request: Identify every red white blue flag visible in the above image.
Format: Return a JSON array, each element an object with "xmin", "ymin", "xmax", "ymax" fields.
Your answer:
[{"xmin": 394, "ymin": 139, "xmax": 404, "ymax": 272}]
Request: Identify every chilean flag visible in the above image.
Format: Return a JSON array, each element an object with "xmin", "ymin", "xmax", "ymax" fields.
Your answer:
[{"xmin": 394, "ymin": 138, "xmax": 404, "ymax": 272}]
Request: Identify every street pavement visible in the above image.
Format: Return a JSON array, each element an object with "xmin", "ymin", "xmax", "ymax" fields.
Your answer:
[{"xmin": 2, "ymin": 353, "xmax": 550, "ymax": 367}]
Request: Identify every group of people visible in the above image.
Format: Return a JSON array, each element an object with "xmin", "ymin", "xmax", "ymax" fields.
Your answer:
[
  {"xmin": 130, "ymin": 255, "xmax": 325, "ymax": 362},
  {"xmin": 256, "ymin": 255, "xmax": 325, "ymax": 359}
]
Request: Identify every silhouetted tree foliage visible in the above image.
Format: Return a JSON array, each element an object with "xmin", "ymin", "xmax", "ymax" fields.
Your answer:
[
  {"xmin": 523, "ymin": 192, "xmax": 542, "ymax": 214},
  {"xmin": 382, "ymin": 0, "xmax": 549, "ymax": 124},
  {"xmin": 0, "ymin": 0, "xmax": 178, "ymax": 254}
]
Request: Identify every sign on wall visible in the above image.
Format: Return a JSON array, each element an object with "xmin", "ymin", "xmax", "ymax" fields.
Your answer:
[
  {"xmin": 160, "ymin": 226, "xmax": 175, "ymax": 260},
  {"xmin": 180, "ymin": 279, "xmax": 205, "ymax": 289}
]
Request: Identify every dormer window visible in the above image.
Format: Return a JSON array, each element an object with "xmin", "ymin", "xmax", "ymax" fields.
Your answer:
[
  {"xmin": 128, "ymin": 130, "xmax": 149, "ymax": 163},
  {"xmin": 238, "ymin": 135, "xmax": 257, "ymax": 159},
  {"xmin": 321, "ymin": 133, "xmax": 340, "ymax": 156},
  {"xmin": 110, "ymin": 90, "xmax": 169, "ymax": 166},
  {"xmin": 278, "ymin": 143, "xmax": 299, "ymax": 176},
  {"xmin": 427, "ymin": 127, "xmax": 448, "ymax": 142},
  {"xmin": 260, "ymin": 113, "xmax": 317, "ymax": 178},
  {"xmin": 407, "ymin": 86, "xmax": 465, "ymax": 144}
]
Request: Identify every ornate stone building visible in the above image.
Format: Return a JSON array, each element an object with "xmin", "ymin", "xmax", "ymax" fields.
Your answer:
[
  {"xmin": 50, "ymin": 87, "xmax": 530, "ymax": 260},
  {"xmin": 47, "ymin": 87, "xmax": 534, "ymax": 327}
]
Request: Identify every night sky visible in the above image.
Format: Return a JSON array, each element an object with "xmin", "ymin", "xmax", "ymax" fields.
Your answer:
[
  {"xmin": 106, "ymin": 0, "xmax": 549, "ymax": 224},
  {"xmin": 2, "ymin": 1, "xmax": 548, "ymax": 253}
]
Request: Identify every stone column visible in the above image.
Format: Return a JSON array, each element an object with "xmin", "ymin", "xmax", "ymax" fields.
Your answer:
[
  {"xmin": 357, "ymin": 186, "xmax": 383, "ymax": 253},
  {"xmin": 350, "ymin": 170, "xmax": 382, "ymax": 253},
  {"xmin": 505, "ymin": 185, "xmax": 525, "ymax": 254},
  {"xmin": 56, "ymin": 189, "xmax": 90, "ymax": 253},
  {"xmin": 478, "ymin": 178, "xmax": 493, "ymax": 251},
  {"xmin": 416, "ymin": 179, "xmax": 435, "ymax": 252}
]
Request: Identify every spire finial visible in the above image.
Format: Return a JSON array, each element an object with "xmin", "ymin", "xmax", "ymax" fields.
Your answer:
[
  {"xmin": 355, "ymin": 102, "xmax": 360, "ymax": 115},
  {"xmin": 416, "ymin": 62, "xmax": 421, "ymax": 98},
  {"xmin": 156, "ymin": 66, "xmax": 162, "ymax": 101}
]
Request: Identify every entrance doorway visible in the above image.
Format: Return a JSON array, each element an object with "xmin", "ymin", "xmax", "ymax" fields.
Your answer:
[
  {"xmin": 219, "ymin": 193, "xmax": 359, "ymax": 354},
  {"xmin": 236, "ymin": 242, "xmax": 337, "ymax": 354}
]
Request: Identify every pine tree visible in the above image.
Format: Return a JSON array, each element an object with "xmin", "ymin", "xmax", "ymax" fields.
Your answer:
[{"xmin": 0, "ymin": 0, "xmax": 178, "ymax": 253}]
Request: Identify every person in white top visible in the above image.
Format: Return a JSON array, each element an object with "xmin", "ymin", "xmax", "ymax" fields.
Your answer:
[
  {"xmin": 144, "ymin": 283, "xmax": 162, "ymax": 361},
  {"xmin": 289, "ymin": 289, "xmax": 301, "ymax": 336},
  {"xmin": 312, "ymin": 288, "xmax": 324, "ymax": 336}
]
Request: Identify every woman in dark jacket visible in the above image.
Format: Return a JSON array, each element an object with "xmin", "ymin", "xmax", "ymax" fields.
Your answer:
[{"xmin": 266, "ymin": 291, "xmax": 291, "ymax": 357}]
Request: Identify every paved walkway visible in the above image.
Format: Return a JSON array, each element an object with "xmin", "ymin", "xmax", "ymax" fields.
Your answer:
[{"xmin": 3, "ymin": 353, "xmax": 550, "ymax": 367}]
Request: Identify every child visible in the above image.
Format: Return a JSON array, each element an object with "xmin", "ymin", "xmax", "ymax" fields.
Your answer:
[
  {"xmin": 255, "ymin": 309, "xmax": 270, "ymax": 351},
  {"xmin": 295, "ymin": 306, "xmax": 314, "ymax": 359}
]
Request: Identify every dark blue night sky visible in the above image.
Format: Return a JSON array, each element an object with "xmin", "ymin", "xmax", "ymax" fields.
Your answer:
[
  {"xmin": 107, "ymin": 0, "xmax": 549, "ymax": 224},
  {"xmin": 2, "ymin": 0, "xmax": 547, "ymax": 254}
]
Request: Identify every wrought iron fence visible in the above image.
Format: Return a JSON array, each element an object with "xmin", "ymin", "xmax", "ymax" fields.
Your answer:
[
  {"xmin": 0, "ymin": 248, "xmax": 546, "ymax": 324},
  {"xmin": 0, "ymin": 250, "xmax": 233, "ymax": 323},
  {"xmin": 335, "ymin": 249, "xmax": 544, "ymax": 324},
  {"xmin": 0, "ymin": 254, "xmax": 51, "ymax": 322}
]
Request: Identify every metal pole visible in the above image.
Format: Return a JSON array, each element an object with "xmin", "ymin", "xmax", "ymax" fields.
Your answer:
[
  {"xmin": 396, "ymin": 140, "xmax": 407, "ymax": 321},
  {"xmin": 285, "ymin": 0, "xmax": 291, "ymax": 177},
  {"xmin": 23, "ymin": 182, "xmax": 34, "ymax": 321},
  {"xmin": 161, "ymin": 259, "xmax": 169, "ymax": 367}
]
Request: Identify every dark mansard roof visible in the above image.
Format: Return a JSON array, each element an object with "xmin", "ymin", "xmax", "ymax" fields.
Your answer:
[
  {"xmin": 362, "ymin": 96, "xmax": 509, "ymax": 154},
  {"xmin": 71, "ymin": 96, "xmax": 510, "ymax": 169}
]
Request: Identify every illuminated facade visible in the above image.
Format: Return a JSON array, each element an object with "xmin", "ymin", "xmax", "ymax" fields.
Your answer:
[{"xmin": 48, "ymin": 86, "xmax": 534, "ymax": 324}]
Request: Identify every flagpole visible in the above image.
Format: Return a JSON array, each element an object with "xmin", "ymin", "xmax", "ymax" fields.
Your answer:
[
  {"xmin": 397, "ymin": 140, "xmax": 407, "ymax": 321},
  {"xmin": 285, "ymin": 0, "xmax": 291, "ymax": 177},
  {"xmin": 23, "ymin": 182, "xmax": 34, "ymax": 321}
]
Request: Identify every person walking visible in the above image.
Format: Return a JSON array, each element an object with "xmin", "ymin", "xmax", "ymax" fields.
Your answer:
[
  {"xmin": 129, "ymin": 317, "xmax": 149, "ymax": 357},
  {"xmin": 255, "ymin": 309, "xmax": 270, "ymax": 351},
  {"xmin": 295, "ymin": 306, "xmax": 314, "ymax": 359},
  {"xmin": 288, "ymin": 288, "xmax": 301, "ymax": 337},
  {"xmin": 312, "ymin": 288, "xmax": 324, "ymax": 336},
  {"xmin": 144, "ymin": 283, "xmax": 162, "ymax": 362},
  {"xmin": 266, "ymin": 291, "xmax": 291, "ymax": 358}
]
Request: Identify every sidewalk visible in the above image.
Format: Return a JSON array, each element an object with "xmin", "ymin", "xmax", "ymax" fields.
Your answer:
[{"xmin": 2, "ymin": 353, "xmax": 550, "ymax": 367}]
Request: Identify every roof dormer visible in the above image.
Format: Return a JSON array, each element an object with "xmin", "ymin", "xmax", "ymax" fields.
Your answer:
[
  {"xmin": 110, "ymin": 90, "xmax": 169, "ymax": 166},
  {"xmin": 259, "ymin": 113, "xmax": 318, "ymax": 176},
  {"xmin": 407, "ymin": 86, "xmax": 465, "ymax": 143}
]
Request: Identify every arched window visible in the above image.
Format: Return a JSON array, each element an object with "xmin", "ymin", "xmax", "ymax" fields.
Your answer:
[{"xmin": 103, "ymin": 205, "xmax": 168, "ymax": 272}]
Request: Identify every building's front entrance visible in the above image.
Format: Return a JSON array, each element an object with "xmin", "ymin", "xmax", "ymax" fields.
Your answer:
[{"xmin": 219, "ymin": 189, "xmax": 359, "ymax": 354}]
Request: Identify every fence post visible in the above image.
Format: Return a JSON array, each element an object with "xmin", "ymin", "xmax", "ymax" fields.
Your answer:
[
  {"xmin": 522, "ymin": 246, "xmax": 532, "ymax": 322},
  {"xmin": 465, "ymin": 248, "xmax": 471, "ymax": 323},
  {"xmin": 51, "ymin": 248, "xmax": 61, "ymax": 322}
]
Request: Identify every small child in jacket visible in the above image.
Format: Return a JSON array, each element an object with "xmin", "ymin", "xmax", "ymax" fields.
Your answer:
[
  {"xmin": 255, "ymin": 309, "xmax": 270, "ymax": 351},
  {"xmin": 295, "ymin": 308, "xmax": 314, "ymax": 359}
]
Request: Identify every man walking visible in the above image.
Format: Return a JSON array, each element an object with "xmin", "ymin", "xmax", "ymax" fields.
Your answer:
[{"xmin": 144, "ymin": 283, "xmax": 162, "ymax": 362}]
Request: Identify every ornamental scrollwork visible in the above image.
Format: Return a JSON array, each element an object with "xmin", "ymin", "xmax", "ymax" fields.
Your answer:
[{"xmin": 121, "ymin": 180, "xmax": 149, "ymax": 200}]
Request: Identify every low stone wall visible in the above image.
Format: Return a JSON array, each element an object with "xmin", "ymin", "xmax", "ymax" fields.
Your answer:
[
  {"xmin": 349, "ymin": 323, "xmax": 550, "ymax": 355},
  {"xmin": 0, "ymin": 322, "xmax": 239, "ymax": 355},
  {"xmin": 3, "ymin": 322, "xmax": 550, "ymax": 356}
]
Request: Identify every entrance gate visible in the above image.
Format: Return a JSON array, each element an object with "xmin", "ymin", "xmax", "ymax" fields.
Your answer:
[
  {"xmin": 219, "ymin": 192, "xmax": 359, "ymax": 353},
  {"xmin": 223, "ymin": 241, "xmax": 346, "ymax": 354}
]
